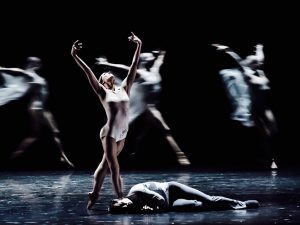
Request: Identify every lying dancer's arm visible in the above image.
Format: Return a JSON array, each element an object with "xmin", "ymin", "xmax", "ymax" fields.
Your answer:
[{"xmin": 130, "ymin": 189, "xmax": 168, "ymax": 211}]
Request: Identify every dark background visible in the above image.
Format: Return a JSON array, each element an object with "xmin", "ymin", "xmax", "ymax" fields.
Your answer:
[{"xmin": 0, "ymin": 2, "xmax": 299, "ymax": 170}]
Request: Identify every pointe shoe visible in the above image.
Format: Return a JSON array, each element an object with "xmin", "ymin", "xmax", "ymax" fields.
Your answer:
[
  {"xmin": 87, "ymin": 192, "xmax": 98, "ymax": 210},
  {"xmin": 244, "ymin": 200, "xmax": 260, "ymax": 209}
]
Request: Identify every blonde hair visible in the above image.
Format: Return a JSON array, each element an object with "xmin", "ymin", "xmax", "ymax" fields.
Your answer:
[{"xmin": 98, "ymin": 71, "xmax": 114, "ymax": 84}]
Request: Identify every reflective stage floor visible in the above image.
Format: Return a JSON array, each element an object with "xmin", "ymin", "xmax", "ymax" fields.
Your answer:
[{"xmin": 1, "ymin": 169, "xmax": 299, "ymax": 224}]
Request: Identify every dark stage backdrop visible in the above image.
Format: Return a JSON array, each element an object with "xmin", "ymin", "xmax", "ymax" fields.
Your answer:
[{"xmin": 0, "ymin": 2, "xmax": 299, "ymax": 170}]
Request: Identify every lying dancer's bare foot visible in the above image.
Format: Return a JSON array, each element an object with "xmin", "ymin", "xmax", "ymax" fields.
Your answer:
[{"xmin": 87, "ymin": 192, "xmax": 98, "ymax": 209}]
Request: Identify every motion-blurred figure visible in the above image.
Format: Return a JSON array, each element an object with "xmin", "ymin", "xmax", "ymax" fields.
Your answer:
[
  {"xmin": 96, "ymin": 50, "xmax": 190, "ymax": 166},
  {"xmin": 0, "ymin": 57, "xmax": 74, "ymax": 168},
  {"xmin": 212, "ymin": 44, "xmax": 278, "ymax": 169}
]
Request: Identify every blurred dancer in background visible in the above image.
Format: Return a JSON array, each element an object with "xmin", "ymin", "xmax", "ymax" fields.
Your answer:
[
  {"xmin": 0, "ymin": 57, "xmax": 74, "ymax": 168},
  {"xmin": 212, "ymin": 43, "xmax": 278, "ymax": 169},
  {"xmin": 96, "ymin": 50, "xmax": 190, "ymax": 166}
]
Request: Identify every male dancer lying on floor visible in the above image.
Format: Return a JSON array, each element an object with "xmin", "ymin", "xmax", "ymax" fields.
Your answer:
[{"xmin": 108, "ymin": 181, "xmax": 260, "ymax": 213}]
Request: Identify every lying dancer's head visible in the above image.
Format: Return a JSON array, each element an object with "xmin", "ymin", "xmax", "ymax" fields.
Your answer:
[{"xmin": 109, "ymin": 197, "xmax": 135, "ymax": 213}]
